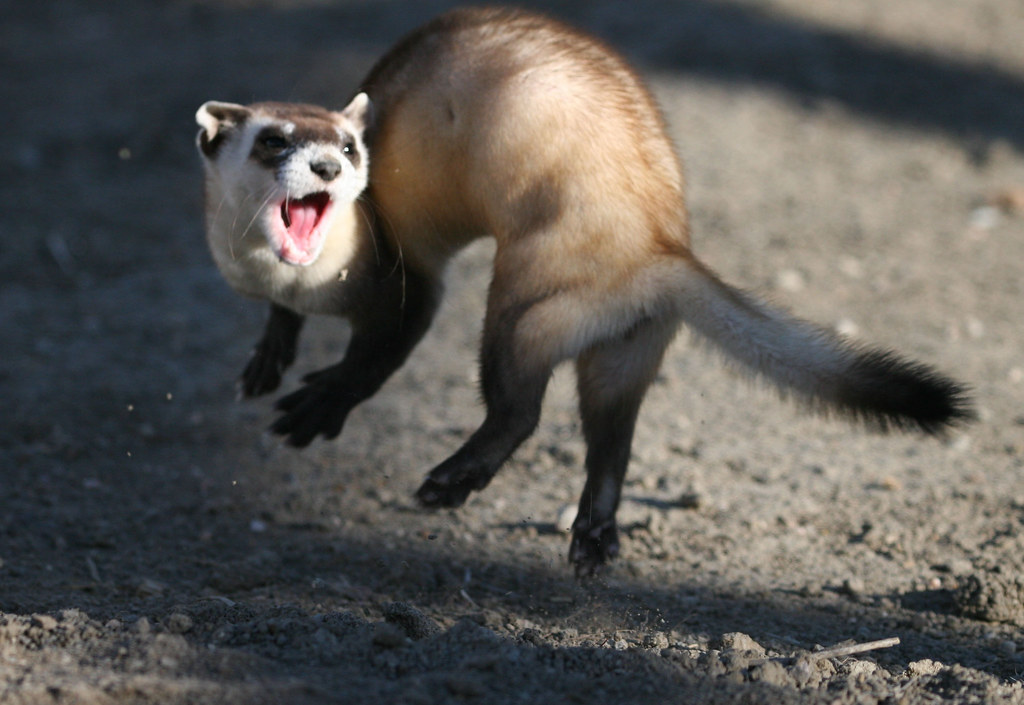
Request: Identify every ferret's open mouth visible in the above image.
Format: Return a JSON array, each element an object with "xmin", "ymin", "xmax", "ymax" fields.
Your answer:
[{"xmin": 274, "ymin": 192, "xmax": 333, "ymax": 266}]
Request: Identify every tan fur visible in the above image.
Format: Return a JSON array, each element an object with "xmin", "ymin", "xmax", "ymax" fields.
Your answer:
[
  {"xmin": 197, "ymin": 7, "xmax": 969, "ymax": 575},
  {"xmin": 360, "ymin": 9, "xmax": 699, "ymax": 380}
]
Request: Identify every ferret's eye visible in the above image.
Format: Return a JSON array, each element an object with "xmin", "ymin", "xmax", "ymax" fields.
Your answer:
[
  {"xmin": 258, "ymin": 133, "xmax": 288, "ymax": 151},
  {"xmin": 341, "ymin": 140, "xmax": 361, "ymax": 166}
]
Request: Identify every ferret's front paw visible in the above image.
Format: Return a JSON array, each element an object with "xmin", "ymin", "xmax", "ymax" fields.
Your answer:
[
  {"xmin": 240, "ymin": 348, "xmax": 285, "ymax": 397},
  {"xmin": 270, "ymin": 383, "xmax": 350, "ymax": 447}
]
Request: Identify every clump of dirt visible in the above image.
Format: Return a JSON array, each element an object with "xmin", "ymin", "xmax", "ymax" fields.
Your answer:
[{"xmin": 956, "ymin": 572, "xmax": 1024, "ymax": 625}]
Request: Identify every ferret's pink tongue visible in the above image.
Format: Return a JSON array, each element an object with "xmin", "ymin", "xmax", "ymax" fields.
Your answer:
[{"xmin": 283, "ymin": 193, "xmax": 330, "ymax": 250}]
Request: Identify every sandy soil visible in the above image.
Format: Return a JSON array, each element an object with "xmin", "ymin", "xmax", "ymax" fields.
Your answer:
[{"xmin": 3, "ymin": 1, "xmax": 1024, "ymax": 702}]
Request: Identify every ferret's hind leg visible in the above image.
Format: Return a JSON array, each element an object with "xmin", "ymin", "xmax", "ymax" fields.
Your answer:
[
  {"xmin": 570, "ymin": 320, "xmax": 676, "ymax": 576},
  {"xmin": 415, "ymin": 291, "xmax": 554, "ymax": 508}
]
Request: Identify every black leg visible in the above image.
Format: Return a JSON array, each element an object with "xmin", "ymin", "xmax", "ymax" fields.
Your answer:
[
  {"xmin": 241, "ymin": 304, "xmax": 304, "ymax": 397},
  {"xmin": 416, "ymin": 301, "xmax": 551, "ymax": 508},
  {"xmin": 569, "ymin": 393, "xmax": 643, "ymax": 576},
  {"xmin": 569, "ymin": 323, "xmax": 674, "ymax": 576},
  {"xmin": 270, "ymin": 272, "xmax": 440, "ymax": 447}
]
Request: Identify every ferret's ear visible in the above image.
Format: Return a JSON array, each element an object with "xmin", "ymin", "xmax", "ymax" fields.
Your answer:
[
  {"xmin": 196, "ymin": 101, "xmax": 251, "ymax": 157},
  {"xmin": 337, "ymin": 92, "xmax": 373, "ymax": 133}
]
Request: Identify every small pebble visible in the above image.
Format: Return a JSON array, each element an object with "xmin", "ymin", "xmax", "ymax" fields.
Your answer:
[
  {"xmin": 847, "ymin": 661, "xmax": 877, "ymax": 676},
  {"xmin": 164, "ymin": 613, "xmax": 193, "ymax": 634},
  {"xmin": 714, "ymin": 632, "xmax": 765, "ymax": 656},
  {"xmin": 383, "ymin": 602, "xmax": 442, "ymax": 640},
  {"xmin": 775, "ymin": 269, "xmax": 805, "ymax": 293},
  {"xmin": 841, "ymin": 577, "xmax": 865, "ymax": 597},
  {"xmin": 835, "ymin": 318, "xmax": 860, "ymax": 338},
  {"xmin": 790, "ymin": 657, "xmax": 817, "ymax": 686},
  {"xmin": 838, "ymin": 257, "xmax": 864, "ymax": 279},
  {"xmin": 555, "ymin": 504, "xmax": 577, "ymax": 533},
  {"xmin": 965, "ymin": 317, "xmax": 985, "ymax": 339},
  {"xmin": 32, "ymin": 614, "xmax": 58, "ymax": 631},
  {"xmin": 676, "ymin": 492, "xmax": 702, "ymax": 510},
  {"xmin": 643, "ymin": 632, "xmax": 670, "ymax": 650},
  {"xmin": 877, "ymin": 476, "xmax": 903, "ymax": 492},
  {"xmin": 908, "ymin": 659, "xmax": 943, "ymax": 676},
  {"xmin": 968, "ymin": 205, "xmax": 1001, "ymax": 231},
  {"xmin": 136, "ymin": 578, "xmax": 167, "ymax": 597},
  {"xmin": 949, "ymin": 435, "xmax": 971, "ymax": 453}
]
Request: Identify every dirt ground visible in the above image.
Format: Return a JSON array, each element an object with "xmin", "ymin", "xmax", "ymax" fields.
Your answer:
[{"xmin": 4, "ymin": 0, "xmax": 1024, "ymax": 702}]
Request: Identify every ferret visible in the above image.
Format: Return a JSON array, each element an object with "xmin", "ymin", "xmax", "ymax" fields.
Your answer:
[{"xmin": 196, "ymin": 6, "xmax": 971, "ymax": 575}]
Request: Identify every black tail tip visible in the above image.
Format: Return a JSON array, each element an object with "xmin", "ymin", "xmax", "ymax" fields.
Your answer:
[{"xmin": 841, "ymin": 350, "xmax": 974, "ymax": 435}]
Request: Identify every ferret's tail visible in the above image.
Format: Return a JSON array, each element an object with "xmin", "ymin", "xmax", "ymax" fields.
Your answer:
[{"xmin": 671, "ymin": 259, "xmax": 972, "ymax": 433}]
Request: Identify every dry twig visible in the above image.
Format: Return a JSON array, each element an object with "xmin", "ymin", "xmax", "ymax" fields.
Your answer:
[{"xmin": 748, "ymin": 636, "xmax": 901, "ymax": 666}]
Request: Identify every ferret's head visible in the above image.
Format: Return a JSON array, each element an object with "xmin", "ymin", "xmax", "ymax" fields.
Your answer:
[{"xmin": 196, "ymin": 94, "xmax": 371, "ymax": 266}]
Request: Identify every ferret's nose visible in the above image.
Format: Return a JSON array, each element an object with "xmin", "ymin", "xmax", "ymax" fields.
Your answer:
[{"xmin": 310, "ymin": 158, "xmax": 342, "ymax": 182}]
